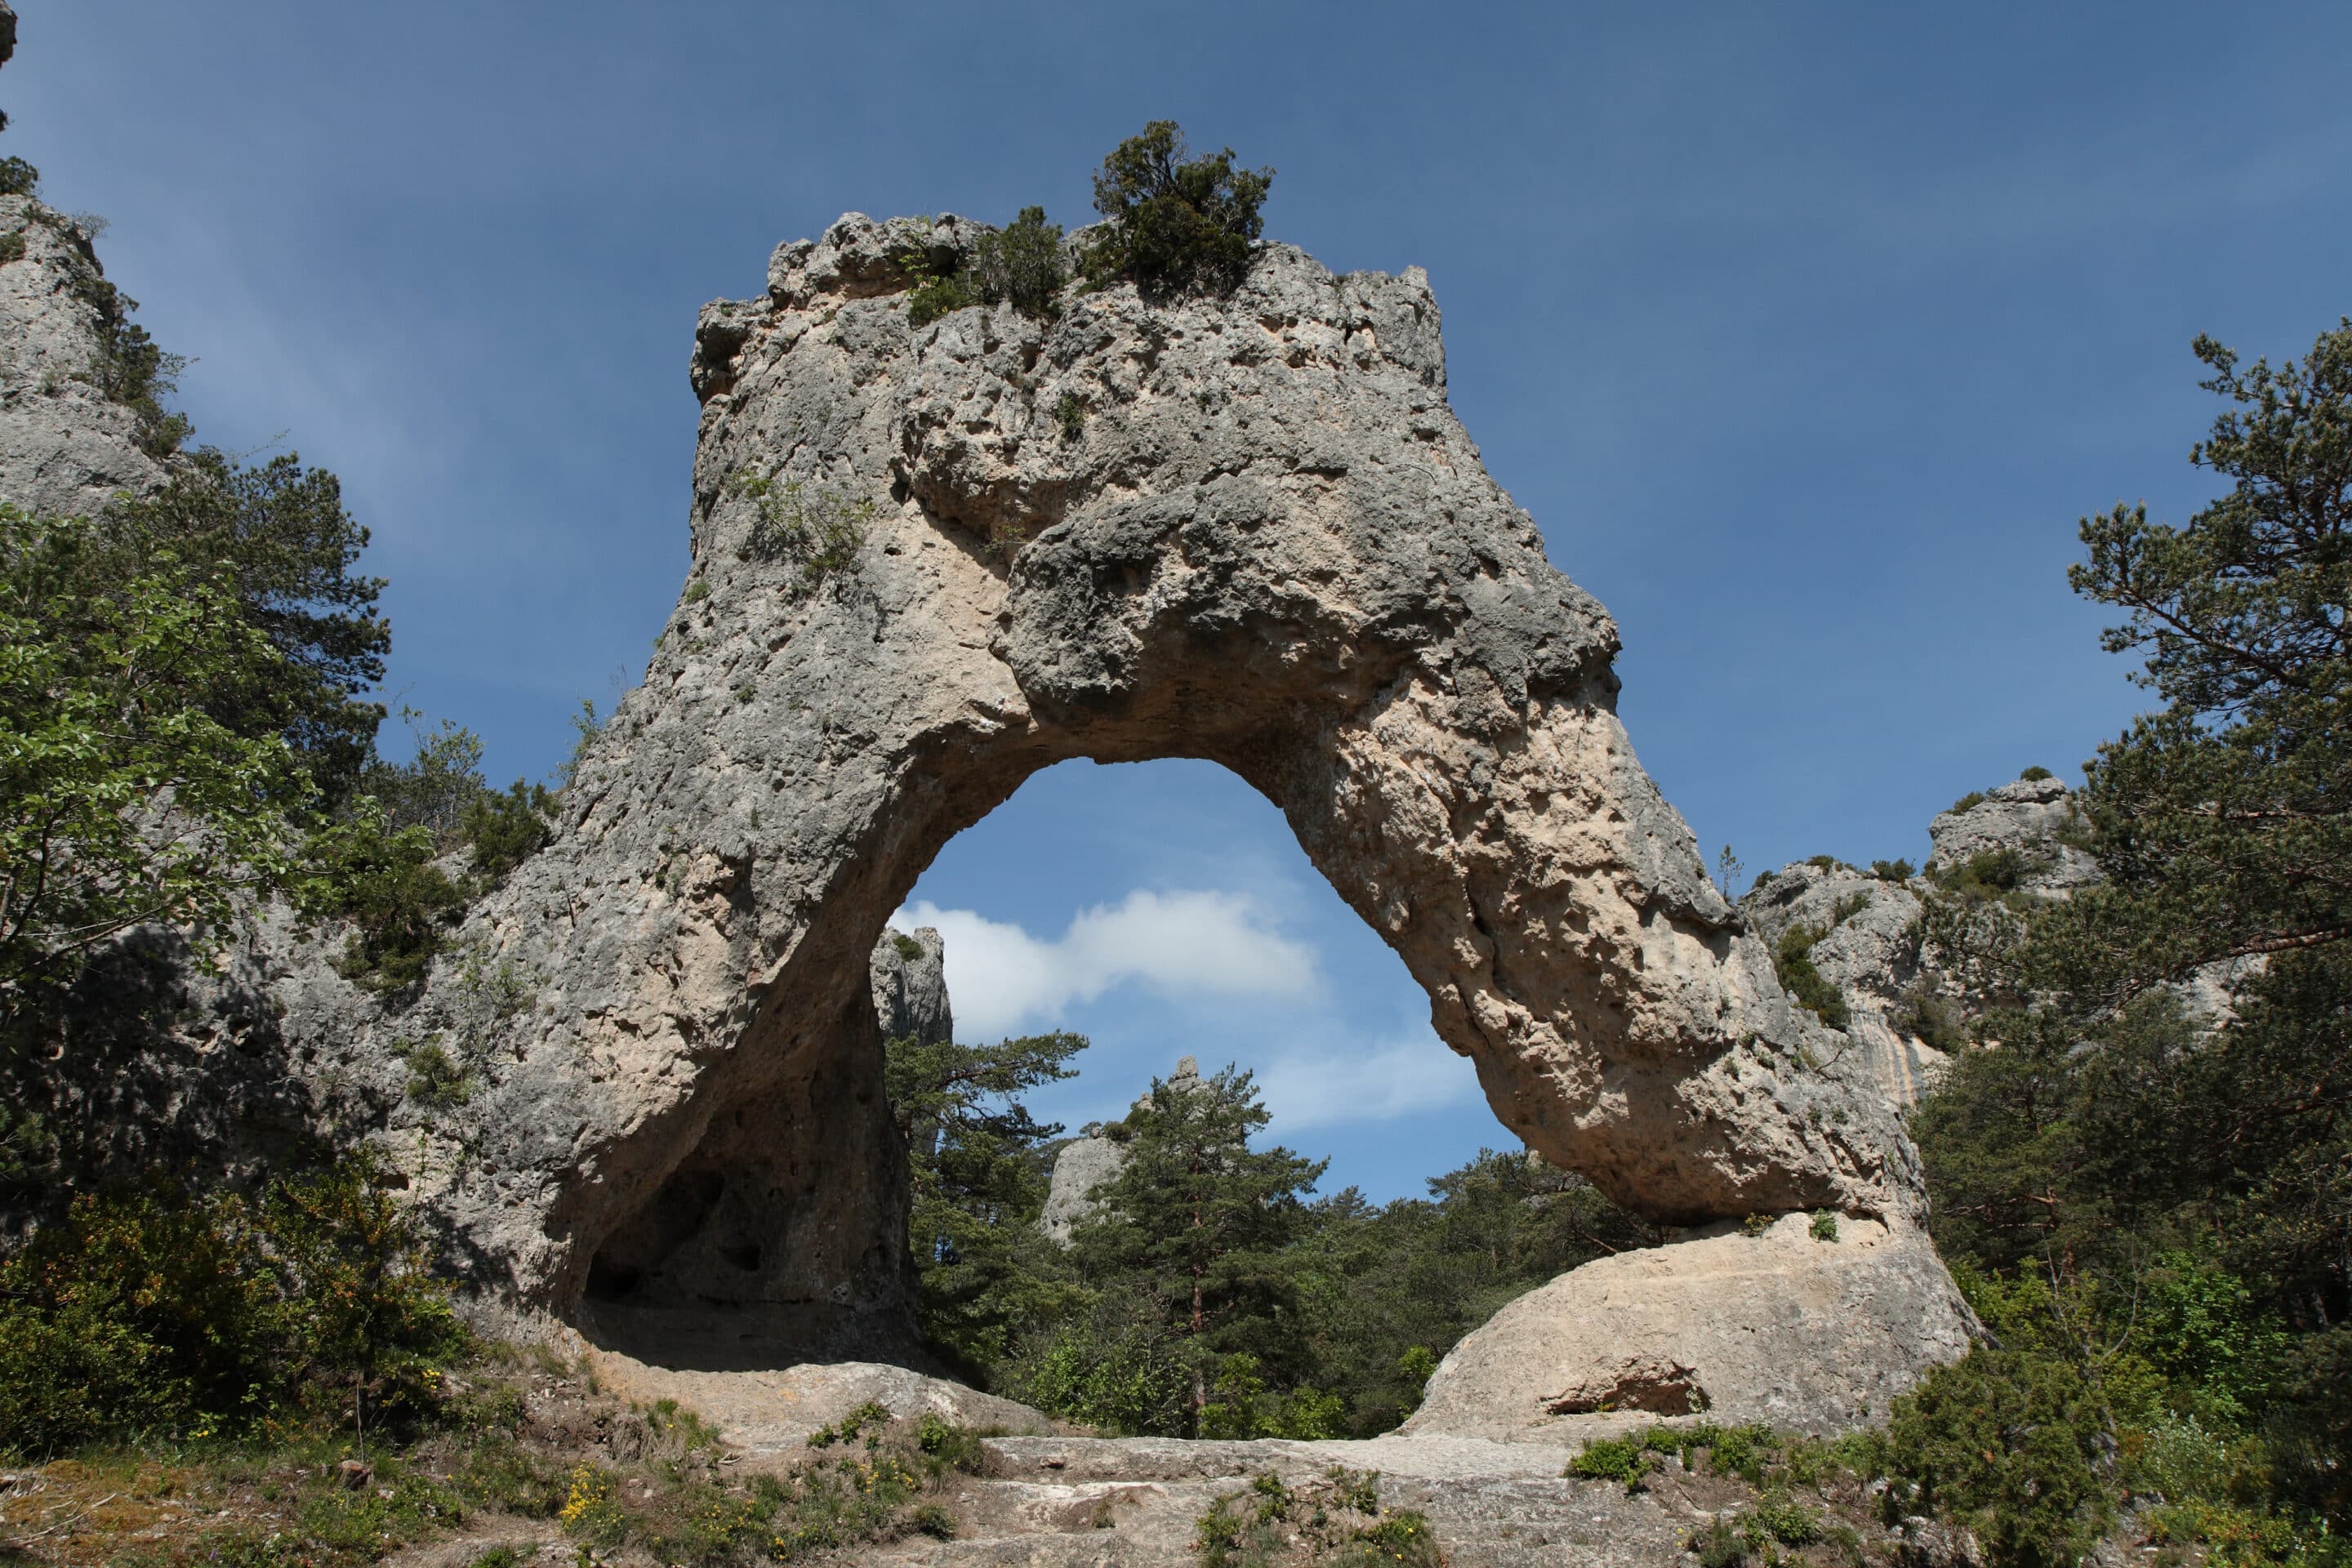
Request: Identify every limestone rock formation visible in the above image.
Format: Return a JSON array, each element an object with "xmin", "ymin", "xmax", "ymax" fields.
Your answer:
[
  {"xmin": 1405, "ymin": 1214, "xmax": 1975, "ymax": 1441},
  {"xmin": 1, "ymin": 186, "xmax": 1954, "ymax": 1383},
  {"xmin": 1741, "ymin": 861, "xmax": 1947, "ymax": 1107},
  {"xmin": 0, "ymin": 195, "xmax": 170, "ymax": 521},
  {"xmin": 871, "ymin": 925, "xmax": 952, "ymax": 1049},
  {"xmin": 1927, "ymin": 774, "xmax": 2100, "ymax": 893},
  {"xmin": 393, "ymin": 211, "xmax": 1938, "ymax": 1357},
  {"xmin": 1039, "ymin": 1053, "xmax": 1200, "ymax": 1241}
]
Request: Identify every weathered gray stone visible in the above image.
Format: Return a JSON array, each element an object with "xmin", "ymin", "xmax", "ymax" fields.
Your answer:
[
  {"xmin": 1404, "ymin": 1214, "xmax": 1974, "ymax": 1441},
  {"xmin": 0, "ymin": 195, "xmax": 169, "ymax": 522},
  {"xmin": 1927, "ymin": 775, "xmax": 2100, "ymax": 893},
  {"xmin": 873, "ymin": 924, "xmax": 953, "ymax": 1049},
  {"xmin": 0, "ymin": 190, "xmax": 1949, "ymax": 1393},
  {"xmin": 390, "ymin": 211, "xmax": 1933, "ymax": 1361},
  {"xmin": 1040, "ymin": 1054, "xmax": 1200, "ymax": 1241},
  {"xmin": 1742, "ymin": 861, "xmax": 1948, "ymax": 1107}
]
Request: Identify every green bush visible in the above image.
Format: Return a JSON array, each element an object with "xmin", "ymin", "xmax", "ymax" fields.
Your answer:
[
  {"xmin": 0, "ymin": 154, "xmax": 38, "ymax": 197},
  {"xmin": 973, "ymin": 206, "xmax": 1067, "ymax": 318},
  {"xmin": 2019, "ymin": 765, "xmax": 2054, "ymax": 782},
  {"xmin": 1880, "ymin": 1344, "xmax": 2114, "ymax": 1568},
  {"xmin": 1567, "ymin": 1434, "xmax": 1654, "ymax": 1490},
  {"xmin": 903, "ymin": 207, "xmax": 1068, "ymax": 327},
  {"xmin": 1773, "ymin": 924, "xmax": 1851, "ymax": 1029},
  {"xmin": 1871, "ymin": 858, "xmax": 1916, "ymax": 882},
  {"xmin": 1081, "ymin": 121, "xmax": 1272, "ymax": 297},
  {"xmin": 732, "ymin": 472, "xmax": 875, "ymax": 591},
  {"xmin": 461, "ymin": 779, "xmax": 553, "ymax": 883},
  {"xmin": 300, "ymin": 800, "xmax": 469, "ymax": 991},
  {"xmin": 0, "ymin": 1156, "xmax": 462, "ymax": 1456}
]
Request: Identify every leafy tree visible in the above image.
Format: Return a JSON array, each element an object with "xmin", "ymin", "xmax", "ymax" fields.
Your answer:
[
  {"xmin": 1081, "ymin": 121, "xmax": 1273, "ymax": 297},
  {"xmin": 0, "ymin": 507, "xmax": 309, "ymax": 1032},
  {"xmin": 884, "ymin": 1028, "xmax": 1087, "ymax": 1374},
  {"xmin": 1069, "ymin": 1065, "xmax": 1324, "ymax": 1428}
]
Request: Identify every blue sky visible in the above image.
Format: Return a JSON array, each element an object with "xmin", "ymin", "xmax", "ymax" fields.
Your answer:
[{"xmin": 12, "ymin": 3, "xmax": 2350, "ymax": 1200}]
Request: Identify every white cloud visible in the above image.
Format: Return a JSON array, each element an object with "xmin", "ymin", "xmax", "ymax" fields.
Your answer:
[
  {"xmin": 893, "ymin": 889, "xmax": 1317, "ymax": 1039},
  {"xmin": 1254, "ymin": 1033, "xmax": 1481, "ymax": 1134}
]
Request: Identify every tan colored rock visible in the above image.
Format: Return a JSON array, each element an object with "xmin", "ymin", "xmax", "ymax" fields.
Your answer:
[
  {"xmin": 386, "ymin": 213, "xmax": 1936, "ymax": 1358},
  {"xmin": 575, "ymin": 1339, "xmax": 1053, "ymax": 1452},
  {"xmin": 1405, "ymin": 1214, "xmax": 1973, "ymax": 1440}
]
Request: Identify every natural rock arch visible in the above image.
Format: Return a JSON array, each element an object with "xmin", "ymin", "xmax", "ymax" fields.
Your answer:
[{"xmin": 406, "ymin": 216, "xmax": 1926, "ymax": 1359}]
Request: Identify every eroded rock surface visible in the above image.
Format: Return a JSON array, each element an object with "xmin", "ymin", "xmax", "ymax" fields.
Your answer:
[
  {"xmin": 1927, "ymin": 775, "xmax": 2100, "ymax": 892},
  {"xmin": 1405, "ymin": 1214, "xmax": 1974, "ymax": 1441},
  {"xmin": 0, "ymin": 189, "xmax": 1951, "ymax": 1374},
  {"xmin": 0, "ymin": 194, "xmax": 168, "ymax": 521},
  {"xmin": 387, "ymin": 212, "xmax": 1940, "ymax": 1356}
]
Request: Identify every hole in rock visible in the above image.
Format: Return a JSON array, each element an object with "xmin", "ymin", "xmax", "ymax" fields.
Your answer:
[{"xmin": 569, "ymin": 758, "xmax": 1495, "ymax": 1371}]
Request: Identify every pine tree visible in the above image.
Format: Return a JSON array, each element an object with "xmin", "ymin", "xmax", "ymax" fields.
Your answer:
[
  {"xmin": 884, "ymin": 1029, "xmax": 1086, "ymax": 1375},
  {"xmin": 1071, "ymin": 1064, "xmax": 1324, "ymax": 1427}
]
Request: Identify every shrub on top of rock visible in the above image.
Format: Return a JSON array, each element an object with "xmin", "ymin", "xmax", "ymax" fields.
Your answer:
[
  {"xmin": 1081, "ymin": 120, "xmax": 1272, "ymax": 298},
  {"xmin": 903, "ymin": 207, "xmax": 1069, "ymax": 328}
]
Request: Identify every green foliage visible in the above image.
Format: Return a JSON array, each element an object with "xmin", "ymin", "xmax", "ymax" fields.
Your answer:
[
  {"xmin": 1715, "ymin": 844, "xmax": 1745, "ymax": 900},
  {"xmin": 300, "ymin": 800, "xmax": 468, "ymax": 991},
  {"xmin": 1069, "ymin": 1065, "xmax": 1326, "ymax": 1432},
  {"xmin": 973, "ymin": 206, "xmax": 1067, "ymax": 318},
  {"xmin": 1881, "ymin": 1340, "xmax": 2117, "ymax": 1568},
  {"xmin": 2020, "ymin": 765, "xmax": 2055, "ymax": 782},
  {"xmin": 557, "ymin": 697, "xmax": 602, "ymax": 791},
  {"xmin": 1950, "ymin": 791, "xmax": 1988, "ymax": 813},
  {"xmin": 296, "ymin": 715, "xmax": 553, "ymax": 988},
  {"xmin": 113, "ymin": 450, "xmax": 391, "ymax": 800},
  {"xmin": 1396, "ymin": 1345, "xmax": 1437, "ymax": 1407},
  {"xmin": 1566, "ymin": 1434, "xmax": 1654, "ymax": 1490},
  {"xmin": 0, "ymin": 154, "xmax": 37, "ymax": 196},
  {"xmin": 1871, "ymin": 858, "xmax": 1915, "ymax": 881},
  {"xmin": 1055, "ymin": 390, "xmax": 1087, "ymax": 437},
  {"xmin": 0, "ymin": 1155, "xmax": 463, "ymax": 1455},
  {"xmin": 394, "ymin": 1036, "xmax": 474, "ymax": 1107},
  {"xmin": 887, "ymin": 1028, "xmax": 1086, "ymax": 1373},
  {"xmin": 731, "ymin": 471, "xmax": 875, "ymax": 591},
  {"xmin": 1082, "ymin": 121, "xmax": 1273, "ymax": 298},
  {"xmin": 0, "ymin": 225, "xmax": 23, "ymax": 265},
  {"xmin": 1771, "ymin": 923, "xmax": 1851, "ymax": 1029},
  {"xmin": 892, "ymin": 930, "xmax": 925, "ymax": 961},
  {"xmin": 1809, "ymin": 1209, "xmax": 1838, "ymax": 1242},
  {"xmin": 902, "ymin": 207, "xmax": 1069, "ymax": 327},
  {"xmin": 0, "ymin": 506, "xmax": 310, "ymax": 1031},
  {"xmin": 2034, "ymin": 322, "xmax": 2352, "ymax": 1009},
  {"xmin": 460, "ymin": 778, "xmax": 554, "ymax": 881},
  {"xmin": 1193, "ymin": 1468, "xmax": 1440, "ymax": 1568}
]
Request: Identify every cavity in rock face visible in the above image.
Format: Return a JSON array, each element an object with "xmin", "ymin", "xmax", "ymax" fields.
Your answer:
[{"xmin": 354, "ymin": 212, "xmax": 1940, "ymax": 1361}]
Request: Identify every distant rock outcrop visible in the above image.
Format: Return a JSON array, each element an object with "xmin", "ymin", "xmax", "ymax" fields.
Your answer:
[
  {"xmin": 1927, "ymin": 774, "xmax": 2101, "ymax": 893},
  {"xmin": 1038, "ymin": 1054, "xmax": 1203, "ymax": 1242}
]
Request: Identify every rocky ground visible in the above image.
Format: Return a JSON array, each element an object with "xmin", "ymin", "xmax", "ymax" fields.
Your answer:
[{"xmin": 0, "ymin": 1343, "xmax": 1988, "ymax": 1567}]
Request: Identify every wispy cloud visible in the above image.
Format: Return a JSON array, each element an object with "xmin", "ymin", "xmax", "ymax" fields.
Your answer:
[
  {"xmin": 1254, "ymin": 1033, "xmax": 1481, "ymax": 1134},
  {"xmin": 893, "ymin": 890, "xmax": 1317, "ymax": 1039}
]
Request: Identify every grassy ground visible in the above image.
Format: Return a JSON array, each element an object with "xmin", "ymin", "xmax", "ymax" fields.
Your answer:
[{"xmin": 0, "ymin": 1346, "xmax": 991, "ymax": 1568}]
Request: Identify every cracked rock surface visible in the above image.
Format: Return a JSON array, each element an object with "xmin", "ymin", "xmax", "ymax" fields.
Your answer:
[{"xmin": 394, "ymin": 212, "xmax": 1940, "ymax": 1354}]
